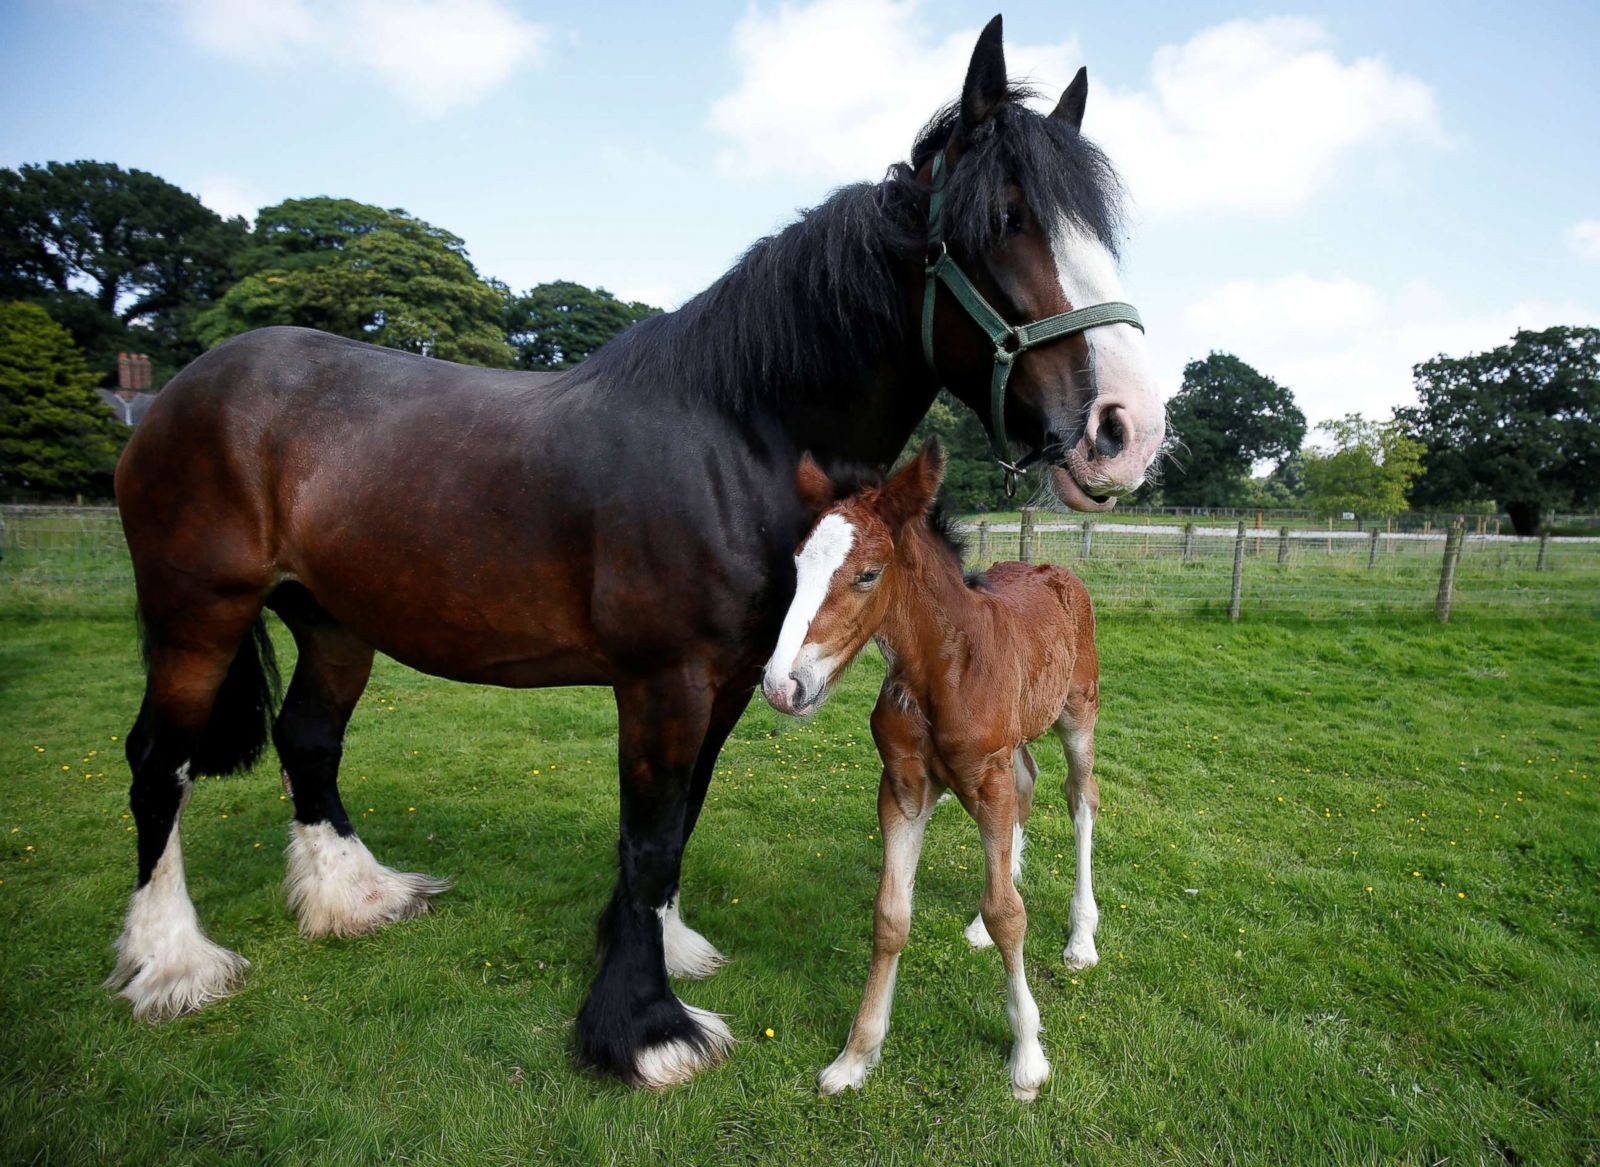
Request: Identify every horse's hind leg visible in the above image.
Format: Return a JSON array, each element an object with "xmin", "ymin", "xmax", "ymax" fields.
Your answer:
[
  {"xmin": 964, "ymin": 745, "xmax": 1038, "ymax": 948},
  {"xmin": 271, "ymin": 589, "xmax": 447, "ymax": 938},
  {"xmin": 1056, "ymin": 699, "xmax": 1100, "ymax": 970},
  {"xmin": 108, "ymin": 598, "xmax": 265, "ymax": 1021}
]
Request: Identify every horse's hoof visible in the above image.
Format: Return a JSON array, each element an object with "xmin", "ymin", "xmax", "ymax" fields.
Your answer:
[
  {"xmin": 1009, "ymin": 1043, "xmax": 1050, "ymax": 1102},
  {"xmin": 1062, "ymin": 940, "xmax": 1099, "ymax": 970},
  {"xmin": 631, "ymin": 1004, "xmax": 734, "ymax": 1089},
  {"xmin": 285, "ymin": 822, "xmax": 449, "ymax": 939},
  {"xmin": 963, "ymin": 913, "xmax": 995, "ymax": 949},
  {"xmin": 106, "ymin": 931, "xmax": 248, "ymax": 1022},
  {"xmin": 818, "ymin": 1053, "xmax": 873, "ymax": 1095}
]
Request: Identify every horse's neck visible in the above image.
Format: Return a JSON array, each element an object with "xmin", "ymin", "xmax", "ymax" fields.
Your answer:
[
  {"xmin": 775, "ymin": 358, "xmax": 940, "ymax": 467},
  {"xmin": 877, "ymin": 525, "xmax": 981, "ymax": 693}
]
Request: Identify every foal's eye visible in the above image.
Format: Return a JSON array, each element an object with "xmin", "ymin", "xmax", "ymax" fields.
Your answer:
[{"xmin": 854, "ymin": 568, "xmax": 882, "ymax": 588}]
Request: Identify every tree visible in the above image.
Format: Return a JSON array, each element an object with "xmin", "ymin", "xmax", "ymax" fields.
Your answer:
[
  {"xmin": 0, "ymin": 161, "xmax": 246, "ymax": 383},
  {"xmin": 1159, "ymin": 353, "xmax": 1305, "ymax": 507},
  {"xmin": 502, "ymin": 281, "xmax": 661, "ymax": 370},
  {"xmin": 197, "ymin": 198, "xmax": 513, "ymax": 367},
  {"xmin": 903, "ymin": 390, "xmax": 1027, "ymax": 513},
  {"xmin": 1398, "ymin": 326, "xmax": 1600, "ymax": 535},
  {"xmin": 0, "ymin": 301, "xmax": 123, "ymax": 497},
  {"xmin": 1301, "ymin": 414, "xmax": 1423, "ymax": 525}
]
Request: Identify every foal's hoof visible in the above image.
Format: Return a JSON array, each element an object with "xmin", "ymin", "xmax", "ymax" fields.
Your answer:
[
  {"xmin": 1062, "ymin": 939, "xmax": 1099, "ymax": 970},
  {"xmin": 1009, "ymin": 1043, "xmax": 1051, "ymax": 1103},
  {"xmin": 818, "ymin": 1051, "xmax": 875, "ymax": 1095},
  {"xmin": 285, "ymin": 822, "xmax": 449, "ymax": 939},
  {"xmin": 963, "ymin": 913, "xmax": 995, "ymax": 949},
  {"xmin": 631, "ymin": 1004, "xmax": 735, "ymax": 1089}
]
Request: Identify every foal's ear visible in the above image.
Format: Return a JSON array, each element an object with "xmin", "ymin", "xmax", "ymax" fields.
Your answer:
[
  {"xmin": 960, "ymin": 15, "xmax": 1008, "ymax": 133},
  {"xmin": 1051, "ymin": 66, "xmax": 1088, "ymax": 132},
  {"xmin": 880, "ymin": 438, "xmax": 947, "ymax": 531},
  {"xmin": 794, "ymin": 453, "xmax": 835, "ymax": 525}
]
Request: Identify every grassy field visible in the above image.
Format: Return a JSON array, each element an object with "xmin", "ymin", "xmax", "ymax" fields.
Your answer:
[{"xmin": 2, "ymin": 594, "xmax": 1598, "ymax": 1166}]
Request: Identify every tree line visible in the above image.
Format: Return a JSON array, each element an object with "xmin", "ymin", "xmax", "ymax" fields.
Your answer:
[{"xmin": 2, "ymin": 160, "xmax": 1596, "ymax": 531}]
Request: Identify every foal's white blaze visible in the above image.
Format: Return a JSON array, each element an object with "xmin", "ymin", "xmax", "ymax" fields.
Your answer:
[
  {"xmin": 763, "ymin": 513, "xmax": 855, "ymax": 712},
  {"xmin": 284, "ymin": 820, "xmax": 449, "ymax": 939},
  {"xmin": 106, "ymin": 764, "xmax": 249, "ymax": 1021},
  {"xmin": 658, "ymin": 892, "xmax": 726, "ymax": 979}
]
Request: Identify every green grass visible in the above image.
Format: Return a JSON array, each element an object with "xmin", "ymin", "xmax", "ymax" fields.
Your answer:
[{"xmin": 2, "ymin": 603, "xmax": 1598, "ymax": 1165}]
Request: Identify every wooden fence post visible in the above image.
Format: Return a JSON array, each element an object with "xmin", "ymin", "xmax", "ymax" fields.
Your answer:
[
  {"xmin": 1229, "ymin": 520, "xmax": 1246, "ymax": 621},
  {"xmin": 1436, "ymin": 522, "xmax": 1462, "ymax": 623},
  {"xmin": 1019, "ymin": 507, "xmax": 1036, "ymax": 565},
  {"xmin": 1325, "ymin": 516, "xmax": 1333, "ymax": 554},
  {"xmin": 1277, "ymin": 526, "xmax": 1290, "ymax": 565},
  {"xmin": 1183, "ymin": 522, "xmax": 1196, "ymax": 564},
  {"xmin": 1367, "ymin": 528, "xmax": 1380, "ymax": 570},
  {"xmin": 977, "ymin": 521, "xmax": 989, "ymax": 564},
  {"xmin": 1536, "ymin": 531, "xmax": 1550, "ymax": 572},
  {"xmin": 1080, "ymin": 520, "xmax": 1093, "ymax": 559}
]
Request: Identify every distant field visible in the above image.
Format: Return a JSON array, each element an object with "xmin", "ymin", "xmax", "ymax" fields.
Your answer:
[{"xmin": 2, "ymin": 579, "xmax": 1597, "ymax": 1163}]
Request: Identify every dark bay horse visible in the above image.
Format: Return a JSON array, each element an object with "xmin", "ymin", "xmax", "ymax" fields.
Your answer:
[
  {"xmin": 106, "ymin": 15, "xmax": 1163, "ymax": 1086},
  {"xmin": 763, "ymin": 442, "xmax": 1099, "ymax": 1100}
]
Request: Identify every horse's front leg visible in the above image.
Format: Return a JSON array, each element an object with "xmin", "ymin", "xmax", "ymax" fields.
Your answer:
[
  {"xmin": 963, "ymin": 759, "xmax": 1049, "ymax": 1102},
  {"xmin": 818, "ymin": 758, "xmax": 937, "ymax": 1094},
  {"xmin": 575, "ymin": 671, "xmax": 732, "ymax": 1088}
]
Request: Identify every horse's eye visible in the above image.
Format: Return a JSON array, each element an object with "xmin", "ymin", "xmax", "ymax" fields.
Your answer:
[
  {"xmin": 1002, "ymin": 204, "xmax": 1025, "ymax": 236},
  {"xmin": 855, "ymin": 568, "xmax": 882, "ymax": 588}
]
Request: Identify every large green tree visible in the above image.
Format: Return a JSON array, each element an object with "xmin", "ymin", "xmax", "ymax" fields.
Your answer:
[
  {"xmin": 1398, "ymin": 326, "xmax": 1600, "ymax": 535},
  {"xmin": 0, "ymin": 301, "xmax": 123, "ymax": 497},
  {"xmin": 904, "ymin": 390, "xmax": 1028, "ymax": 513},
  {"xmin": 197, "ymin": 198, "xmax": 513, "ymax": 367},
  {"xmin": 1159, "ymin": 353, "xmax": 1306, "ymax": 507},
  {"xmin": 502, "ymin": 281, "xmax": 660, "ymax": 371},
  {"xmin": 1301, "ymin": 414, "xmax": 1423, "ymax": 525},
  {"xmin": 0, "ymin": 161, "xmax": 246, "ymax": 383}
]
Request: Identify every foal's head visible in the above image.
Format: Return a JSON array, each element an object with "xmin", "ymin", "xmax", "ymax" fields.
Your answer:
[{"xmin": 763, "ymin": 441, "xmax": 946, "ymax": 717}]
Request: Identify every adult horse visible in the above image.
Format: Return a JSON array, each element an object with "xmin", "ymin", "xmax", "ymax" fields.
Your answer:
[{"xmin": 107, "ymin": 15, "xmax": 1164, "ymax": 1087}]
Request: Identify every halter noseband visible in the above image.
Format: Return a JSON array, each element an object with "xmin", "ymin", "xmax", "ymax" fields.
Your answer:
[{"xmin": 920, "ymin": 150, "xmax": 1144, "ymax": 496}]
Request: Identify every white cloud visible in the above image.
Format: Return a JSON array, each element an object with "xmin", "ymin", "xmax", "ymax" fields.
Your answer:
[
  {"xmin": 708, "ymin": 5, "xmax": 1443, "ymax": 218},
  {"xmin": 1168, "ymin": 274, "xmax": 1600, "ymax": 424},
  {"xmin": 195, "ymin": 175, "xmax": 265, "ymax": 223},
  {"xmin": 709, "ymin": 0, "xmax": 1079, "ymax": 183},
  {"xmin": 1568, "ymin": 219, "xmax": 1600, "ymax": 261},
  {"xmin": 174, "ymin": 0, "xmax": 549, "ymax": 115}
]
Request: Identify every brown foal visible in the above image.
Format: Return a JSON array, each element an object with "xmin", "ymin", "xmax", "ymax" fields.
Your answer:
[{"xmin": 762, "ymin": 439, "xmax": 1102, "ymax": 1101}]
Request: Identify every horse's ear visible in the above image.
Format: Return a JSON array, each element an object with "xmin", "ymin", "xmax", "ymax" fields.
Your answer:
[
  {"xmin": 880, "ymin": 438, "xmax": 947, "ymax": 531},
  {"xmin": 794, "ymin": 453, "xmax": 835, "ymax": 525},
  {"xmin": 960, "ymin": 15, "xmax": 1008, "ymax": 132},
  {"xmin": 1051, "ymin": 66, "xmax": 1088, "ymax": 132}
]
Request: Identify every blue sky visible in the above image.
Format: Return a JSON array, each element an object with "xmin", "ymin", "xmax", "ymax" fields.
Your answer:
[{"xmin": 3, "ymin": 0, "xmax": 1597, "ymax": 425}]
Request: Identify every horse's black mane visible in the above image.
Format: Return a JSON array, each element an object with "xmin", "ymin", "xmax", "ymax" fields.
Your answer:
[{"xmin": 568, "ymin": 84, "xmax": 1123, "ymax": 414}]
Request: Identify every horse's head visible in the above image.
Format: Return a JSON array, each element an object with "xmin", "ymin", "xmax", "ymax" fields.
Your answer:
[
  {"xmin": 763, "ymin": 444, "xmax": 945, "ymax": 718},
  {"xmin": 910, "ymin": 16, "xmax": 1164, "ymax": 511}
]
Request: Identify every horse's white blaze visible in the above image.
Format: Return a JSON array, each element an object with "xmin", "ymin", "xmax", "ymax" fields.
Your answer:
[
  {"xmin": 632, "ymin": 1003, "xmax": 734, "ymax": 1089},
  {"xmin": 106, "ymin": 766, "xmax": 248, "ymax": 1021},
  {"xmin": 284, "ymin": 821, "xmax": 448, "ymax": 939},
  {"xmin": 658, "ymin": 892, "xmax": 725, "ymax": 979},
  {"xmin": 764, "ymin": 513, "xmax": 855, "ymax": 702},
  {"xmin": 1064, "ymin": 798, "xmax": 1100, "ymax": 969}
]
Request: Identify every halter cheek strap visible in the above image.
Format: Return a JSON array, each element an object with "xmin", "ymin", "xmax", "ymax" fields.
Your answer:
[{"xmin": 921, "ymin": 150, "xmax": 1143, "ymax": 495}]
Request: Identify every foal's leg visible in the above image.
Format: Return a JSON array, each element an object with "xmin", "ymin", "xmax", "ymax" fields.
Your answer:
[
  {"xmin": 818, "ymin": 761, "xmax": 937, "ymax": 1094},
  {"xmin": 663, "ymin": 680, "xmax": 753, "ymax": 979},
  {"xmin": 961, "ymin": 762, "xmax": 1049, "ymax": 1102},
  {"xmin": 273, "ymin": 602, "xmax": 447, "ymax": 939},
  {"xmin": 107, "ymin": 604, "xmax": 260, "ymax": 1020},
  {"xmin": 965, "ymin": 745, "xmax": 1038, "ymax": 948},
  {"xmin": 576, "ymin": 671, "xmax": 732, "ymax": 1088},
  {"xmin": 1056, "ymin": 706, "xmax": 1100, "ymax": 969}
]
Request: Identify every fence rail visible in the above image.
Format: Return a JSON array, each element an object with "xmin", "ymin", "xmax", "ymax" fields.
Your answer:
[{"xmin": 5, "ymin": 505, "xmax": 1598, "ymax": 620}]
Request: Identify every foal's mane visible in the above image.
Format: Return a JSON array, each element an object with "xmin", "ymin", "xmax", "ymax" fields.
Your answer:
[{"xmin": 567, "ymin": 85, "xmax": 1124, "ymax": 414}]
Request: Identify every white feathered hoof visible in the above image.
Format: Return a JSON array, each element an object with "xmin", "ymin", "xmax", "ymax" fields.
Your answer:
[
  {"xmin": 660, "ymin": 895, "xmax": 726, "ymax": 980},
  {"xmin": 818, "ymin": 1048, "xmax": 879, "ymax": 1095},
  {"xmin": 106, "ymin": 882, "xmax": 248, "ymax": 1022},
  {"xmin": 285, "ymin": 821, "xmax": 449, "ymax": 939},
  {"xmin": 631, "ymin": 1004, "xmax": 735, "ymax": 1090},
  {"xmin": 1009, "ymin": 1041, "xmax": 1051, "ymax": 1103}
]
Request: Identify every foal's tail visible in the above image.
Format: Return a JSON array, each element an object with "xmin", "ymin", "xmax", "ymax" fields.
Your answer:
[{"xmin": 137, "ymin": 612, "xmax": 282, "ymax": 777}]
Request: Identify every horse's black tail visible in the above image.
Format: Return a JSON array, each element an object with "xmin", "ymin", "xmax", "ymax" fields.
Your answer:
[{"xmin": 139, "ymin": 613, "xmax": 282, "ymax": 777}]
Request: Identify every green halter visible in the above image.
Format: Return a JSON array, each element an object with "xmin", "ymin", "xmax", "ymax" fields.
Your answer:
[{"xmin": 920, "ymin": 150, "xmax": 1143, "ymax": 495}]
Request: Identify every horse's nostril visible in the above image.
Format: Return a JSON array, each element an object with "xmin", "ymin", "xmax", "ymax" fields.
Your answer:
[
  {"xmin": 1093, "ymin": 406, "xmax": 1127, "ymax": 460},
  {"xmin": 789, "ymin": 672, "xmax": 808, "ymax": 708}
]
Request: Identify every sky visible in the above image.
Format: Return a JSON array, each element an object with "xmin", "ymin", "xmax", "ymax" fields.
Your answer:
[{"xmin": 3, "ymin": 0, "xmax": 1598, "ymax": 427}]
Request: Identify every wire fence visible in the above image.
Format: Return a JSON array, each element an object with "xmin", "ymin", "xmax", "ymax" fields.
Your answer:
[{"xmin": 4, "ymin": 504, "xmax": 1598, "ymax": 621}]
